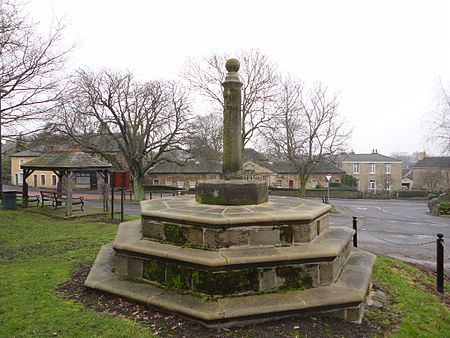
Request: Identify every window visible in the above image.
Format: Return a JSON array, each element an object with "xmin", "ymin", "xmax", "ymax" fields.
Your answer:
[
  {"xmin": 153, "ymin": 179, "xmax": 159, "ymax": 185},
  {"xmin": 19, "ymin": 158, "xmax": 25, "ymax": 166},
  {"xmin": 165, "ymin": 179, "xmax": 172, "ymax": 186},
  {"xmin": 76, "ymin": 173, "xmax": 90, "ymax": 185},
  {"xmin": 312, "ymin": 179, "xmax": 318, "ymax": 188},
  {"xmin": 384, "ymin": 163, "xmax": 391, "ymax": 174},
  {"xmin": 18, "ymin": 173, "xmax": 24, "ymax": 185},
  {"xmin": 244, "ymin": 170, "xmax": 254, "ymax": 181},
  {"xmin": 52, "ymin": 175, "xmax": 57, "ymax": 186},
  {"xmin": 189, "ymin": 180, "xmax": 196, "ymax": 188},
  {"xmin": 356, "ymin": 179, "xmax": 360, "ymax": 190},
  {"xmin": 262, "ymin": 175, "xmax": 268, "ymax": 183},
  {"xmin": 369, "ymin": 163, "xmax": 376, "ymax": 174},
  {"xmin": 353, "ymin": 163, "xmax": 360, "ymax": 174},
  {"xmin": 385, "ymin": 179, "xmax": 391, "ymax": 191},
  {"xmin": 276, "ymin": 179, "xmax": 283, "ymax": 188},
  {"xmin": 40, "ymin": 174, "xmax": 46, "ymax": 186},
  {"xmin": 368, "ymin": 180, "xmax": 376, "ymax": 191},
  {"xmin": 177, "ymin": 180, "xmax": 184, "ymax": 188}
]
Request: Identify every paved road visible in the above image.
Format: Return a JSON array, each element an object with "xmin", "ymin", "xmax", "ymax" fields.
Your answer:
[{"xmin": 328, "ymin": 198, "xmax": 450, "ymax": 275}]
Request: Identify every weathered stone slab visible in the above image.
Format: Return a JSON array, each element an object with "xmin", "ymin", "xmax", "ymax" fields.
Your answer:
[{"xmin": 196, "ymin": 180, "xmax": 268, "ymax": 205}]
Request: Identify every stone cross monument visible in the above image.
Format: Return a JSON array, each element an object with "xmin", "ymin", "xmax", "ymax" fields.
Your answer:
[
  {"xmin": 222, "ymin": 58, "xmax": 243, "ymax": 180},
  {"xmin": 195, "ymin": 59, "xmax": 268, "ymax": 205}
]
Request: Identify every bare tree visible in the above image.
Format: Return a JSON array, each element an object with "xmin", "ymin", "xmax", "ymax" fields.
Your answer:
[
  {"xmin": 262, "ymin": 76, "xmax": 351, "ymax": 197},
  {"xmin": 182, "ymin": 49, "xmax": 278, "ymax": 146},
  {"xmin": 184, "ymin": 113, "xmax": 223, "ymax": 160},
  {"xmin": 55, "ymin": 69, "xmax": 191, "ymax": 200},
  {"xmin": 0, "ymin": 0, "xmax": 71, "ymax": 197},
  {"xmin": 0, "ymin": 0, "xmax": 70, "ymax": 133}
]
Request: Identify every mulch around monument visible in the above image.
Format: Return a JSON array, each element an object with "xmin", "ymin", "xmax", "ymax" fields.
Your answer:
[{"xmin": 57, "ymin": 263, "xmax": 399, "ymax": 338}]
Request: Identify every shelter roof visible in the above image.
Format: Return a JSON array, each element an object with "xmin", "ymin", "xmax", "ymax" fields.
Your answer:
[{"xmin": 21, "ymin": 151, "xmax": 112, "ymax": 171}]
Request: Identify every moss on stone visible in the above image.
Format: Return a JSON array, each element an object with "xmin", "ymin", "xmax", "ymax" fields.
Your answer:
[
  {"xmin": 142, "ymin": 260, "xmax": 165, "ymax": 284},
  {"xmin": 280, "ymin": 225, "xmax": 294, "ymax": 244},
  {"xmin": 164, "ymin": 223, "xmax": 186, "ymax": 245},
  {"xmin": 165, "ymin": 264, "xmax": 192, "ymax": 289},
  {"xmin": 277, "ymin": 266, "xmax": 314, "ymax": 290},
  {"xmin": 193, "ymin": 269, "xmax": 259, "ymax": 295}
]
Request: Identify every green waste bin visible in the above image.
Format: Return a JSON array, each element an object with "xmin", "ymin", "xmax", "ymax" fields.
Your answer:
[{"xmin": 3, "ymin": 191, "xmax": 17, "ymax": 210}]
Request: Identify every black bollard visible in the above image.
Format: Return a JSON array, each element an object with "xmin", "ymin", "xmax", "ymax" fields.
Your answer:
[
  {"xmin": 120, "ymin": 188, "xmax": 124, "ymax": 222},
  {"xmin": 437, "ymin": 233, "xmax": 444, "ymax": 293},
  {"xmin": 352, "ymin": 217, "xmax": 358, "ymax": 247},
  {"xmin": 111, "ymin": 187, "xmax": 115, "ymax": 221}
]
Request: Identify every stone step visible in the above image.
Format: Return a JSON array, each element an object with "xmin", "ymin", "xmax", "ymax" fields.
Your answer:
[
  {"xmin": 85, "ymin": 245, "xmax": 375, "ymax": 327},
  {"xmin": 113, "ymin": 220, "xmax": 354, "ymax": 270}
]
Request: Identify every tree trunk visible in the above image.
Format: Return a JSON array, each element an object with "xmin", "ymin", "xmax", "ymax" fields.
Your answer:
[
  {"xmin": 132, "ymin": 173, "xmax": 145, "ymax": 201},
  {"xmin": 298, "ymin": 174, "xmax": 307, "ymax": 198}
]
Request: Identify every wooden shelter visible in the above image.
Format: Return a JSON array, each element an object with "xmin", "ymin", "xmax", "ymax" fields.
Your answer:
[{"xmin": 21, "ymin": 151, "xmax": 112, "ymax": 216}]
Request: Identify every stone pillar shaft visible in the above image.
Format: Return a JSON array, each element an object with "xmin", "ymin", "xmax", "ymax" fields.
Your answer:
[{"xmin": 222, "ymin": 60, "xmax": 243, "ymax": 180}]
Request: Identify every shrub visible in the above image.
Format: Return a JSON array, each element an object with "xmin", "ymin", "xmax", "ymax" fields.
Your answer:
[
  {"xmin": 428, "ymin": 197, "xmax": 440, "ymax": 212},
  {"xmin": 329, "ymin": 182, "xmax": 341, "ymax": 188},
  {"xmin": 341, "ymin": 174, "xmax": 357, "ymax": 187},
  {"xmin": 434, "ymin": 201, "xmax": 450, "ymax": 215}
]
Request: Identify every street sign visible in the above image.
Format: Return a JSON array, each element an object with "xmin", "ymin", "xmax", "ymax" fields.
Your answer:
[{"xmin": 325, "ymin": 174, "xmax": 332, "ymax": 182}]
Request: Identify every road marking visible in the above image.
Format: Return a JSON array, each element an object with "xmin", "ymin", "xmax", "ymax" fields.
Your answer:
[{"xmin": 356, "ymin": 207, "xmax": 367, "ymax": 211}]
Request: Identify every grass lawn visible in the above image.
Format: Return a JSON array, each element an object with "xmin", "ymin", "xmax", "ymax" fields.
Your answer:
[{"xmin": 0, "ymin": 209, "xmax": 449, "ymax": 337}]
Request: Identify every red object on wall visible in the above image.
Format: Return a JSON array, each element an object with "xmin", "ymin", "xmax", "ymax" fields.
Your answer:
[{"xmin": 110, "ymin": 171, "xmax": 130, "ymax": 189}]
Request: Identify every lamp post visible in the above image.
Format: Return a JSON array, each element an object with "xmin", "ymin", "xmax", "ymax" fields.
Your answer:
[{"xmin": 0, "ymin": 88, "xmax": 7, "ymax": 200}]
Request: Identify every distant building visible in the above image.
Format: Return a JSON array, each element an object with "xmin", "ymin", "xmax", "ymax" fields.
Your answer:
[
  {"xmin": 338, "ymin": 150, "xmax": 402, "ymax": 193},
  {"xmin": 146, "ymin": 148, "xmax": 345, "ymax": 190},
  {"xmin": 412, "ymin": 156, "xmax": 450, "ymax": 191}
]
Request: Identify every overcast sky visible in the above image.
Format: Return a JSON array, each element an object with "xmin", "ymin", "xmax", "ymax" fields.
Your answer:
[{"xmin": 28, "ymin": 0, "xmax": 450, "ymax": 156}]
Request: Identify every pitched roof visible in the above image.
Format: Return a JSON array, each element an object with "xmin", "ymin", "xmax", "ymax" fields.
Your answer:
[
  {"xmin": 21, "ymin": 151, "xmax": 112, "ymax": 171},
  {"xmin": 256, "ymin": 160, "xmax": 344, "ymax": 174},
  {"xmin": 243, "ymin": 148, "xmax": 267, "ymax": 161},
  {"xmin": 148, "ymin": 160, "xmax": 222, "ymax": 174},
  {"xmin": 340, "ymin": 153, "xmax": 401, "ymax": 163},
  {"xmin": 11, "ymin": 150, "xmax": 42, "ymax": 157},
  {"xmin": 414, "ymin": 157, "xmax": 450, "ymax": 168}
]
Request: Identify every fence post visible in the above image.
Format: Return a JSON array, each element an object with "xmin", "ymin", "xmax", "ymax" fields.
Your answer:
[
  {"xmin": 352, "ymin": 216, "xmax": 358, "ymax": 247},
  {"xmin": 437, "ymin": 233, "xmax": 444, "ymax": 294},
  {"xmin": 111, "ymin": 187, "xmax": 115, "ymax": 221},
  {"xmin": 120, "ymin": 188, "xmax": 124, "ymax": 222}
]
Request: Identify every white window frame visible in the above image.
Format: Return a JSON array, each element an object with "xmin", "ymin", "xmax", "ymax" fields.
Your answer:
[
  {"xmin": 368, "ymin": 179, "xmax": 376, "ymax": 191},
  {"xmin": 384, "ymin": 163, "xmax": 391, "ymax": 174},
  {"xmin": 164, "ymin": 179, "xmax": 172, "ymax": 186},
  {"xmin": 369, "ymin": 163, "xmax": 376, "ymax": 174},
  {"xmin": 177, "ymin": 180, "xmax": 184, "ymax": 188},
  {"xmin": 276, "ymin": 179, "xmax": 283, "ymax": 188},
  {"xmin": 353, "ymin": 163, "xmax": 360, "ymax": 174},
  {"xmin": 385, "ymin": 179, "xmax": 391, "ymax": 191},
  {"xmin": 52, "ymin": 174, "xmax": 57, "ymax": 186},
  {"xmin": 189, "ymin": 180, "xmax": 196, "ymax": 189},
  {"xmin": 18, "ymin": 172, "xmax": 24, "ymax": 185},
  {"xmin": 312, "ymin": 179, "xmax": 318, "ymax": 188},
  {"xmin": 19, "ymin": 158, "xmax": 25, "ymax": 166}
]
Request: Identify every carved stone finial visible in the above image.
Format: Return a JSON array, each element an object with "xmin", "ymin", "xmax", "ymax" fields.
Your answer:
[{"xmin": 225, "ymin": 58, "xmax": 240, "ymax": 72}]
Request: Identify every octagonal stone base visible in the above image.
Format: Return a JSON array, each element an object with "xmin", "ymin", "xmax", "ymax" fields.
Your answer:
[
  {"xmin": 85, "ymin": 195, "xmax": 376, "ymax": 327},
  {"xmin": 195, "ymin": 179, "xmax": 268, "ymax": 205}
]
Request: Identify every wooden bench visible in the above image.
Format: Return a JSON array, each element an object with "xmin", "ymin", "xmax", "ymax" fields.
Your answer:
[
  {"xmin": 15, "ymin": 191, "xmax": 40, "ymax": 207},
  {"xmin": 40, "ymin": 191, "xmax": 85, "ymax": 211}
]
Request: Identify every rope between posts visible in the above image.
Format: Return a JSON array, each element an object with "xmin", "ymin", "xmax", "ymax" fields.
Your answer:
[
  {"xmin": 442, "ymin": 241, "xmax": 450, "ymax": 260},
  {"xmin": 360, "ymin": 227, "xmax": 436, "ymax": 246}
]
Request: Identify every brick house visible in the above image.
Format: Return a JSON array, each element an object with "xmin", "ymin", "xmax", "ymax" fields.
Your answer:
[
  {"xmin": 412, "ymin": 156, "xmax": 450, "ymax": 191},
  {"xmin": 338, "ymin": 151, "xmax": 402, "ymax": 193}
]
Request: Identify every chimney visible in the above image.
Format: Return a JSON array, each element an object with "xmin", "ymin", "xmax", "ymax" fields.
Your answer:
[{"xmin": 418, "ymin": 151, "xmax": 427, "ymax": 160}]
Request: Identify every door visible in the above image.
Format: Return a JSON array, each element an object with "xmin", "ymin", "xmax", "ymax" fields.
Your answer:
[
  {"xmin": 289, "ymin": 180, "xmax": 294, "ymax": 189},
  {"xmin": 90, "ymin": 172, "xmax": 98, "ymax": 190}
]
